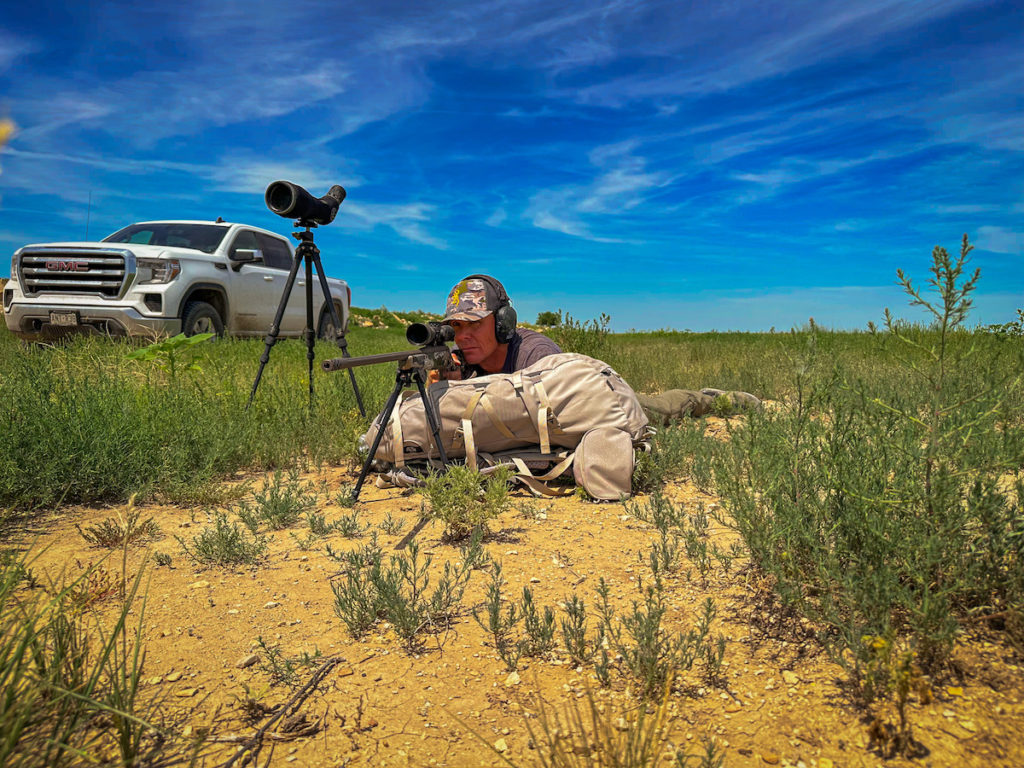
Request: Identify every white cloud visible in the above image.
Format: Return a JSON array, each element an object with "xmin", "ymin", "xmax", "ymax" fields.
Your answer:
[
  {"xmin": 485, "ymin": 207, "xmax": 507, "ymax": 227},
  {"xmin": 341, "ymin": 201, "xmax": 448, "ymax": 250},
  {"xmin": 0, "ymin": 33, "xmax": 35, "ymax": 73},
  {"xmin": 975, "ymin": 226, "xmax": 1023, "ymax": 255},
  {"xmin": 525, "ymin": 142, "xmax": 669, "ymax": 240}
]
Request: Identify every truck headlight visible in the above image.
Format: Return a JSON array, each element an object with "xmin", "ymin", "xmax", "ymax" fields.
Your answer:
[{"xmin": 138, "ymin": 258, "xmax": 181, "ymax": 284}]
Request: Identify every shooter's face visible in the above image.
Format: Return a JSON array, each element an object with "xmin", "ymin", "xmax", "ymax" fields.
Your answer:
[{"xmin": 450, "ymin": 314, "xmax": 499, "ymax": 365}]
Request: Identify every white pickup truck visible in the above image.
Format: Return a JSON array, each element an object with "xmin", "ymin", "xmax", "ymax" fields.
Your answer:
[{"xmin": 3, "ymin": 220, "xmax": 351, "ymax": 341}]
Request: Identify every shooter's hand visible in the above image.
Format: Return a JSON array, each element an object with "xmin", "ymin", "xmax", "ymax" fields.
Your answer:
[{"xmin": 428, "ymin": 351, "xmax": 464, "ymax": 384}]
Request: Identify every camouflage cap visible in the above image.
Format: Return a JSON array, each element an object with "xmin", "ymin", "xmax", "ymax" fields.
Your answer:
[{"xmin": 443, "ymin": 276, "xmax": 502, "ymax": 323}]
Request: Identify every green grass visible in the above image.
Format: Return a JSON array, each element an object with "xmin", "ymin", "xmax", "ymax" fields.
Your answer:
[{"xmin": 2, "ymin": 292, "xmax": 1020, "ymax": 514}]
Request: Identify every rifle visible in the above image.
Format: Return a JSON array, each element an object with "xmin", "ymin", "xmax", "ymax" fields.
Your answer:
[
  {"xmin": 321, "ymin": 321, "xmax": 461, "ymax": 501},
  {"xmin": 320, "ymin": 321, "xmax": 462, "ymax": 375}
]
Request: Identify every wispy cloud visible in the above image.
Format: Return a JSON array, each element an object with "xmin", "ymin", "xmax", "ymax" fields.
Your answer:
[
  {"xmin": 342, "ymin": 202, "xmax": 449, "ymax": 250},
  {"xmin": 526, "ymin": 142, "xmax": 668, "ymax": 241},
  {"xmin": 0, "ymin": 33, "xmax": 35, "ymax": 73},
  {"xmin": 485, "ymin": 207, "xmax": 507, "ymax": 227},
  {"xmin": 975, "ymin": 226, "xmax": 1023, "ymax": 255}
]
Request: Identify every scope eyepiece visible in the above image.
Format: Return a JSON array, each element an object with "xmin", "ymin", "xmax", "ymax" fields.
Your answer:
[
  {"xmin": 407, "ymin": 321, "xmax": 455, "ymax": 347},
  {"xmin": 265, "ymin": 181, "xmax": 346, "ymax": 225}
]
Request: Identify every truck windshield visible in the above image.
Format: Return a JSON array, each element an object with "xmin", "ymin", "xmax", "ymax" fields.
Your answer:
[{"xmin": 103, "ymin": 224, "xmax": 228, "ymax": 254}]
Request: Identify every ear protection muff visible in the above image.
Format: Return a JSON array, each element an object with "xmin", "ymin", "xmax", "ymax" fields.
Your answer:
[{"xmin": 463, "ymin": 274, "xmax": 517, "ymax": 344}]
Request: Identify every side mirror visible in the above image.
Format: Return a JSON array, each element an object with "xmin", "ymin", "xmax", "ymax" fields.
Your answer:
[{"xmin": 231, "ymin": 248, "xmax": 263, "ymax": 271}]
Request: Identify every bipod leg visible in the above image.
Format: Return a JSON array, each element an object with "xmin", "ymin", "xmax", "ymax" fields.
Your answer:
[
  {"xmin": 413, "ymin": 371, "xmax": 448, "ymax": 465},
  {"xmin": 304, "ymin": 252, "xmax": 315, "ymax": 409},
  {"xmin": 312, "ymin": 251, "xmax": 366, "ymax": 417},
  {"xmin": 247, "ymin": 248, "xmax": 303, "ymax": 410},
  {"xmin": 352, "ymin": 369, "xmax": 410, "ymax": 501}
]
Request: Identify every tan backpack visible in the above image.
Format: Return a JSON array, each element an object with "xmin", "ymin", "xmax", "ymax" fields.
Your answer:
[{"xmin": 361, "ymin": 353, "xmax": 651, "ymax": 500}]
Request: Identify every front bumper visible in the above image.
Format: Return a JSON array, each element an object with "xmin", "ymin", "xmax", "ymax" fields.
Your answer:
[{"xmin": 4, "ymin": 301, "xmax": 181, "ymax": 340}]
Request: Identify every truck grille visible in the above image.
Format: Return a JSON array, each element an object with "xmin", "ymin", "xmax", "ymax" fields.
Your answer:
[{"xmin": 17, "ymin": 248, "xmax": 133, "ymax": 298}]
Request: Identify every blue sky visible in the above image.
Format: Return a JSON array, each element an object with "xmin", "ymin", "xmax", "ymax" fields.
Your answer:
[{"xmin": 1, "ymin": 0, "xmax": 1021, "ymax": 331}]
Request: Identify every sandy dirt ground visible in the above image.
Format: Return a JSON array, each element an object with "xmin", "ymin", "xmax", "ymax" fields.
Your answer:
[{"xmin": 11, "ymin": 421, "xmax": 1024, "ymax": 768}]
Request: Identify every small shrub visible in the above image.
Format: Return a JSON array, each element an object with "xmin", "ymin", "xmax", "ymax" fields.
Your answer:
[
  {"xmin": 560, "ymin": 593, "xmax": 591, "ymax": 665},
  {"xmin": 378, "ymin": 510, "xmax": 406, "ymax": 535},
  {"xmin": 483, "ymin": 674, "xmax": 724, "ymax": 768},
  {"xmin": 334, "ymin": 484, "xmax": 357, "ymax": 508},
  {"xmin": 237, "ymin": 470, "xmax": 317, "ymax": 531},
  {"xmin": 458, "ymin": 528, "xmax": 492, "ymax": 571},
  {"xmin": 153, "ymin": 551, "xmax": 173, "ymax": 567},
  {"xmin": 177, "ymin": 512, "xmax": 267, "ymax": 566},
  {"xmin": 255, "ymin": 637, "xmax": 321, "ymax": 688},
  {"xmin": 711, "ymin": 393, "xmax": 733, "ymax": 417},
  {"xmin": 332, "ymin": 539, "xmax": 473, "ymax": 648},
  {"xmin": 473, "ymin": 562, "xmax": 521, "ymax": 670},
  {"xmin": 546, "ymin": 312, "xmax": 613, "ymax": 361},
  {"xmin": 421, "ymin": 465, "xmax": 513, "ymax": 540},
  {"xmin": 75, "ymin": 500, "xmax": 160, "ymax": 548},
  {"xmin": 519, "ymin": 586, "xmax": 557, "ymax": 658},
  {"xmin": 334, "ymin": 510, "xmax": 368, "ymax": 538}
]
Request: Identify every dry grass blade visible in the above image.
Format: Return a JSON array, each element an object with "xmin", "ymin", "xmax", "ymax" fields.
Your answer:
[{"xmin": 447, "ymin": 673, "xmax": 699, "ymax": 768}]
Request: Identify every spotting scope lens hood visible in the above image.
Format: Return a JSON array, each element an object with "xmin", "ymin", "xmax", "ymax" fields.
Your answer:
[{"xmin": 265, "ymin": 181, "xmax": 346, "ymax": 225}]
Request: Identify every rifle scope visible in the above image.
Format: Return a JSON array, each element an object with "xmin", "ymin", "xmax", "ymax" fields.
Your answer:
[{"xmin": 406, "ymin": 321, "xmax": 455, "ymax": 346}]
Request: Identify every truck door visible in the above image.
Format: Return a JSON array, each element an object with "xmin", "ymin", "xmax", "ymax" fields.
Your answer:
[
  {"xmin": 227, "ymin": 229, "xmax": 281, "ymax": 334},
  {"xmin": 255, "ymin": 233, "xmax": 307, "ymax": 334}
]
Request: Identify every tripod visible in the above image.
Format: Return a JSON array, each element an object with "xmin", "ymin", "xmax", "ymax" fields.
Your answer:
[
  {"xmin": 352, "ymin": 358, "xmax": 449, "ymax": 501},
  {"xmin": 246, "ymin": 220, "xmax": 366, "ymax": 416}
]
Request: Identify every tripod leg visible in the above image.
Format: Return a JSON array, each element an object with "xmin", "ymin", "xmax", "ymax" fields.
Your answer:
[
  {"xmin": 247, "ymin": 250, "xmax": 303, "ymax": 410},
  {"xmin": 312, "ymin": 254, "xmax": 366, "ymax": 417},
  {"xmin": 304, "ymin": 255, "xmax": 315, "ymax": 408},
  {"xmin": 413, "ymin": 371, "xmax": 449, "ymax": 465},
  {"xmin": 352, "ymin": 372, "xmax": 407, "ymax": 501}
]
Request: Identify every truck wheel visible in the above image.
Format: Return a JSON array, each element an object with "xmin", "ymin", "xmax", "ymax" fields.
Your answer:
[
  {"xmin": 182, "ymin": 301, "xmax": 224, "ymax": 337},
  {"xmin": 317, "ymin": 305, "xmax": 341, "ymax": 341}
]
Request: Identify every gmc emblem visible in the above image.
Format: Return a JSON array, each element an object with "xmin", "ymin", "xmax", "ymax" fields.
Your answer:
[{"xmin": 46, "ymin": 260, "xmax": 90, "ymax": 272}]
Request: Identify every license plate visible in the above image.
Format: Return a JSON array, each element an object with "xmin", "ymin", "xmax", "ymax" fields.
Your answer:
[{"xmin": 49, "ymin": 311, "xmax": 79, "ymax": 327}]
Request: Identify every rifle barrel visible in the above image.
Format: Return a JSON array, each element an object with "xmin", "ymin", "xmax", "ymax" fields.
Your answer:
[{"xmin": 321, "ymin": 346, "xmax": 450, "ymax": 372}]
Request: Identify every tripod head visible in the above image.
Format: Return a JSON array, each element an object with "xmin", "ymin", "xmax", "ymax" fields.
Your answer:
[{"xmin": 292, "ymin": 224, "xmax": 318, "ymax": 251}]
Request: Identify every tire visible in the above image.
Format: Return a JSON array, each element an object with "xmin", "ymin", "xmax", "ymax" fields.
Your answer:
[
  {"xmin": 317, "ymin": 304, "xmax": 342, "ymax": 341},
  {"xmin": 181, "ymin": 301, "xmax": 224, "ymax": 337}
]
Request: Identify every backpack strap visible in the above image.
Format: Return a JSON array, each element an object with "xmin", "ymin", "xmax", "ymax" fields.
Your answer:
[
  {"xmin": 510, "ymin": 455, "xmax": 575, "ymax": 497},
  {"xmin": 390, "ymin": 407, "xmax": 405, "ymax": 468},
  {"xmin": 460, "ymin": 391, "xmax": 486, "ymax": 471},
  {"xmin": 479, "ymin": 394, "xmax": 517, "ymax": 440}
]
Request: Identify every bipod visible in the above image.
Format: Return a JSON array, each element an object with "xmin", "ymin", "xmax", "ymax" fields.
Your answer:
[
  {"xmin": 246, "ymin": 221, "xmax": 366, "ymax": 416},
  {"xmin": 352, "ymin": 362, "xmax": 449, "ymax": 501}
]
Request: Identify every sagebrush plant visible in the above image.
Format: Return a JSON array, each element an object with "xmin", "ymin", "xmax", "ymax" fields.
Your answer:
[
  {"xmin": 378, "ymin": 509, "xmax": 406, "ymax": 535},
  {"xmin": 332, "ymin": 539, "xmax": 474, "ymax": 648},
  {"xmin": 236, "ymin": 469, "xmax": 318, "ymax": 531},
  {"xmin": 602, "ymin": 585, "xmax": 718, "ymax": 697},
  {"xmin": 75, "ymin": 498, "xmax": 160, "ymax": 548},
  {"xmin": 177, "ymin": 511, "xmax": 267, "ymax": 566},
  {"xmin": 455, "ymin": 672, "xmax": 723, "ymax": 768},
  {"xmin": 256, "ymin": 636, "xmax": 321, "ymax": 688},
  {"xmin": 519, "ymin": 586, "xmax": 557, "ymax": 658},
  {"xmin": 421, "ymin": 465, "xmax": 514, "ymax": 540},
  {"xmin": 632, "ymin": 422, "xmax": 717, "ymax": 494},
  {"xmin": 473, "ymin": 562, "xmax": 522, "ymax": 670},
  {"xmin": 713, "ymin": 236, "xmax": 1024, "ymax": 736}
]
